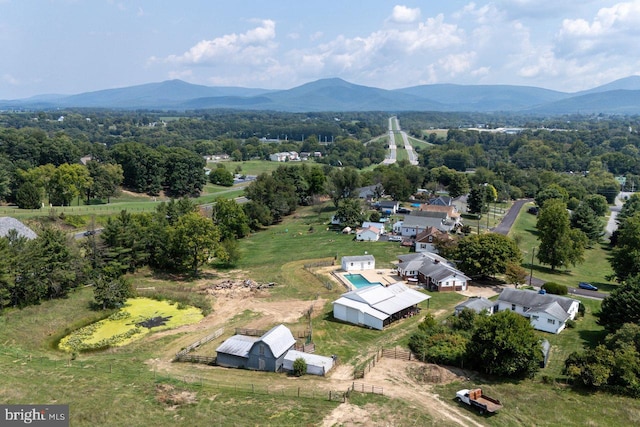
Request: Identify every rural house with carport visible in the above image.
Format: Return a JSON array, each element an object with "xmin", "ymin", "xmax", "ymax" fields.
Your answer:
[{"xmin": 332, "ymin": 282, "xmax": 430, "ymax": 330}]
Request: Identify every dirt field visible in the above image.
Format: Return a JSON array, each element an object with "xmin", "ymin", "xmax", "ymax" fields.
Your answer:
[{"xmin": 320, "ymin": 357, "xmax": 484, "ymax": 427}]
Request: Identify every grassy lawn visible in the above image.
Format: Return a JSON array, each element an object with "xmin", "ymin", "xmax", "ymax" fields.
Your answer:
[
  {"xmin": 538, "ymin": 297, "xmax": 606, "ymax": 379},
  {"xmin": 435, "ymin": 379, "xmax": 640, "ymax": 427},
  {"xmin": 509, "ymin": 201, "xmax": 617, "ymax": 291},
  {"xmin": 2, "ymin": 194, "xmax": 638, "ymax": 426},
  {"xmin": 208, "ymin": 160, "xmax": 282, "ymax": 176}
]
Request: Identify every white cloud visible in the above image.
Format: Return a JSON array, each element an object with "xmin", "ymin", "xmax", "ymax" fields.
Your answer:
[
  {"xmin": 2, "ymin": 73, "xmax": 19, "ymax": 85},
  {"xmin": 163, "ymin": 19, "xmax": 277, "ymax": 65},
  {"xmin": 389, "ymin": 5, "xmax": 421, "ymax": 23}
]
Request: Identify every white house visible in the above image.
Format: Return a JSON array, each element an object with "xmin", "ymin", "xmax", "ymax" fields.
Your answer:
[
  {"xmin": 496, "ymin": 288, "xmax": 580, "ymax": 334},
  {"xmin": 341, "ymin": 255, "xmax": 375, "ymax": 272},
  {"xmin": 332, "ymin": 283, "xmax": 429, "ymax": 330},
  {"xmin": 356, "ymin": 226, "xmax": 381, "ymax": 241},
  {"xmin": 269, "ymin": 151, "xmax": 300, "ymax": 162}
]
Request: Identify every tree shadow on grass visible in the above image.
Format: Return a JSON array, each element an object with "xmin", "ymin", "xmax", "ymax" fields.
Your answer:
[{"xmin": 578, "ymin": 328, "xmax": 607, "ymax": 349}]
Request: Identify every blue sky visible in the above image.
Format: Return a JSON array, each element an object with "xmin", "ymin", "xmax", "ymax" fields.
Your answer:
[{"xmin": 2, "ymin": 0, "xmax": 640, "ymax": 99}]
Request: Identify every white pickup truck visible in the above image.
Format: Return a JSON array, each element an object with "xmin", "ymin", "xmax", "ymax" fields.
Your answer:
[{"xmin": 456, "ymin": 388, "xmax": 503, "ymax": 414}]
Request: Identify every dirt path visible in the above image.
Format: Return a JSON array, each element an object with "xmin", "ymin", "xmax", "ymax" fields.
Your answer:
[{"xmin": 321, "ymin": 357, "xmax": 485, "ymax": 427}]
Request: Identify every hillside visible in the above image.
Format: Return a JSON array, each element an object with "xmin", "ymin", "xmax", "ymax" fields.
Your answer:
[{"xmin": 3, "ymin": 76, "xmax": 640, "ymax": 114}]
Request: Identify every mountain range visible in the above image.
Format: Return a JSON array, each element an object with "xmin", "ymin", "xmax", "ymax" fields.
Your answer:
[{"xmin": 3, "ymin": 76, "xmax": 640, "ymax": 114}]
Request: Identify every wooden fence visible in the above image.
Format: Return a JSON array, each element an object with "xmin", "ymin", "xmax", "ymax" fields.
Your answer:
[
  {"xmin": 175, "ymin": 354, "xmax": 216, "ymax": 365},
  {"xmin": 351, "ymin": 382, "xmax": 384, "ymax": 395},
  {"xmin": 354, "ymin": 347, "xmax": 418, "ymax": 379},
  {"xmin": 294, "ymin": 342, "xmax": 315, "ymax": 353},
  {"xmin": 235, "ymin": 327, "xmax": 311, "ymax": 339},
  {"xmin": 174, "ymin": 327, "xmax": 224, "ymax": 361}
]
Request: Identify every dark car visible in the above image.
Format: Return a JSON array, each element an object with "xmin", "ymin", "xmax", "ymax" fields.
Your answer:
[{"xmin": 578, "ymin": 282, "xmax": 598, "ymax": 291}]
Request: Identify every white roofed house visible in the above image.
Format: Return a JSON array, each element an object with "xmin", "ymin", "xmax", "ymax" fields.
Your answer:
[
  {"xmin": 341, "ymin": 255, "xmax": 375, "ymax": 272},
  {"xmin": 496, "ymin": 288, "xmax": 580, "ymax": 334},
  {"xmin": 332, "ymin": 283, "xmax": 430, "ymax": 330},
  {"xmin": 356, "ymin": 225, "xmax": 381, "ymax": 241}
]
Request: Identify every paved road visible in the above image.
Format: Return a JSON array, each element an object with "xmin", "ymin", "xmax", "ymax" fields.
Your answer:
[{"xmin": 492, "ymin": 198, "xmax": 532, "ymax": 235}]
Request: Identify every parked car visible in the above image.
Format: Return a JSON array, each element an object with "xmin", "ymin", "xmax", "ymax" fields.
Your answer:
[
  {"xmin": 578, "ymin": 282, "xmax": 598, "ymax": 291},
  {"xmin": 397, "ymin": 207, "xmax": 412, "ymax": 214},
  {"xmin": 388, "ymin": 235, "xmax": 403, "ymax": 242}
]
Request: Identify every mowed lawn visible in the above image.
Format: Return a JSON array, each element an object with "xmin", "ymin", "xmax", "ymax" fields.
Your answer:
[{"xmin": 508, "ymin": 201, "xmax": 618, "ymax": 292}]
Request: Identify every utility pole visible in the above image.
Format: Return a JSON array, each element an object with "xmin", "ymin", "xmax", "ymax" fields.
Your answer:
[{"xmin": 529, "ymin": 247, "xmax": 536, "ymax": 287}]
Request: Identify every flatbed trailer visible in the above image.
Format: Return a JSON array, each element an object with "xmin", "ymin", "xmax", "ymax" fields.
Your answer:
[{"xmin": 456, "ymin": 388, "xmax": 503, "ymax": 414}]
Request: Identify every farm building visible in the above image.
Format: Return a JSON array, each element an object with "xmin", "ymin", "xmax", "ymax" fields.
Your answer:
[
  {"xmin": 283, "ymin": 350, "xmax": 334, "ymax": 376},
  {"xmin": 0, "ymin": 217, "xmax": 37, "ymax": 240},
  {"xmin": 332, "ymin": 283, "xmax": 429, "ymax": 330},
  {"xmin": 341, "ymin": 255, "xmax": 375, "ymax": 272},
  {"xmin": 216, "ymin": 324, "xmax": 296, "ymax": 372}
]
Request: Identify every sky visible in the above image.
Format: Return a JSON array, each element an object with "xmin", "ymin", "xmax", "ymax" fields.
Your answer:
[{"xmin": 2, "ymin": 0, "xmax": 640, "ymax": 99}]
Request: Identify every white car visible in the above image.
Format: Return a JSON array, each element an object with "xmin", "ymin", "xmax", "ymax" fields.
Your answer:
[{"xmin": 388, "ymin": 235, "xmax": 403, "ymax": 242}]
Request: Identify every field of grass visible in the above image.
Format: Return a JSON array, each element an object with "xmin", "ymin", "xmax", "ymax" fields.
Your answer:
[
  {"xmin": 2, "ymin": 194, "xmax": 639, "ymax": 425},
  {"xmin": 509, "ymin": 201, "xmax": 617, "ymax": 291}
]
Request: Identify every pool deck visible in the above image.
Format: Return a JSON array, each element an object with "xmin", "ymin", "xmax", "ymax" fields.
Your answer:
[{"xmin": 333, "ymin": 268, "xmax": 405, "ymax": 291}]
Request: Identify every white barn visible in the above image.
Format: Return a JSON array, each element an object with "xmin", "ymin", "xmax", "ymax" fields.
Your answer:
[
  {"xmin": 341, "ymin": 255, "xmax": 375, "ymax": 272},
  {"xmin": 332, "ymin": 283, "xmax": 430, "ymax": 330}
]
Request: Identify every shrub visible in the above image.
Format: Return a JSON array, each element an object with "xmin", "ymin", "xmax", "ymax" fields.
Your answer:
[
  {"xmin": 565, "ymin": 319, "xmax": 576, "ymax": 329},
  {"xmin": 293, "ymin": 357, "xmax": 307, "ymax": 377},
  {"xmin": 542, "ymin": 282, "xmax": 568, "ymax": 295}
]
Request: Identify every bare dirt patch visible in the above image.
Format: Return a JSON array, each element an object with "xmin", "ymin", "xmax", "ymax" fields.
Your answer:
[
  {"xmin": 155, "ymin": 383, "xmax": 197, "ymax": 410},
  {"xmin": 321, "ymin": 357, "xmax": 483, "ymax": 427}
]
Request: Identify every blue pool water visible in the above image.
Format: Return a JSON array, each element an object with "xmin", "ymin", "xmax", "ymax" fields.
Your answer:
[{"xmin": 344, "ymin": 273, "xmax": 383, "ymax": 289}]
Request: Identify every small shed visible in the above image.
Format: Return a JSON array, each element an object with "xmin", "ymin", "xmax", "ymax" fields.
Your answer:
[
  {"xmin": 454, "ymin": 297, "xmax": 495, "ymax": 315},
  {"xmin": 341, "ymin": 255, "xmax": 375, "ymax": 272},
  {"xmin": 283, "ymin": 350, "xmax": 334, "ymax": 376}
]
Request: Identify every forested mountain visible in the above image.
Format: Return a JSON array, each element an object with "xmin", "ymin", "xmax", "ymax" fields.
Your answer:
[{"xmin": 3, "ymin": 77, "xmax": 640, "ymax": 114}]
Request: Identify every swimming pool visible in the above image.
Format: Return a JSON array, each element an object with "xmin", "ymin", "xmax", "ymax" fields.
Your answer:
[{"xmin": 344, "ymin": 273, "xmax": 383, "ymax": 289}]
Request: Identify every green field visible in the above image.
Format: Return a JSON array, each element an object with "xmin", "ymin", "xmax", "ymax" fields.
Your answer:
[
  {"xmin": 508, "ymin": 201, "xmax": 617, "ymax": 291},
  {"xmin": 1, "ymin": 197, "xmax": 639, "ymax": 425}
]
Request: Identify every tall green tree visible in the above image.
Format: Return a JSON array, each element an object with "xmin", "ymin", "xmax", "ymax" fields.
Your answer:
[
  {"xmin": 453, "ymin": 233, "xmax": 522, "ymax": 278},
  {"xmin": 537, "ymin": 199, "xmax": 586, "ymax": 270},
  {"xmin": 333, "ymin": 198, "xmax": 364, "ymax": 228},
  {"xmin": 209, "ymin": 165, "xmax": 234, "ymax": 186},
  {"xmin": 162, "ymin": 147, "xmax": 207, "ymax": 197},
  {"xmin": 571, "ymin": 203, "xmax": 603, "ymax": 245},
  {"xmin": 15, "ymin": 181, "xmax": 42, "ymax": 209},
  {"xmin": 211, "ymin": 197, "xmax": 250, "ymax": 240},
  {"xmin": 610, "ymin": 213, "xmax": 640, "ymax": 282},
  {"xmin": 599, "ymin": 275, "xmax": 640, "ymax": 332},
  {"xmin": 328, "ymin": 167, "xmax": 361, "ymax": 206},
  {"xmin": 468, "ymin": 310, "xmax": 542, "ymax": 378},
  {"xmin": 170, "ymin": 212, "xmax": 221, "ymax": 275}
]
